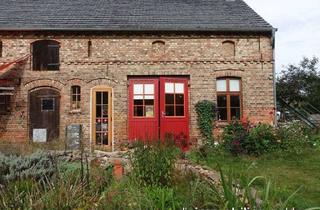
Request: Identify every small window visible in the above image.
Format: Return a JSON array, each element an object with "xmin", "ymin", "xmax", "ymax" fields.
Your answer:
[
  {"xmin": 222, "ymin": 41, "xmax": 235, "ymax": 58},
  {"xmin": 41, "ymin": 98, "xmax": 55, "ymax": 111},
  {"xmin": 216, "ymin": 78, "xmax": 241, "ymax": 121},
  {"xmin": 165, "ymin": 82, "xmax": 185, "ymax": 117},
  {"xmin": 152, "ymin": 40, "xmax": 165, "ymax": 55},
  {"xmin": 133, "ymin": 83, "xmax": 155, "ymax": 117},
  {"xmin": 88, "ymin": 40, "xmax": 92, "ymax": 57},
  {"xmin": 0, "ymin": 95, "xmax": 10, "ymax": 113},
  {"xmin": 32, "ymin": 40, "xmax": 60, "ymax": 71},
  {"xmin": 71, "ymin": 86, "xmax": 81, "ymax": 110},
  {"xmin": 0, "ymin": 40, "xmax": 2, "ymax": 57}
]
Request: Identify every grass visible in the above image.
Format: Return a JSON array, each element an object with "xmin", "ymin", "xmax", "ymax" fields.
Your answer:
[{"xmin": 188, "ymin": 146, "xmax": 320, "ymax": 209}]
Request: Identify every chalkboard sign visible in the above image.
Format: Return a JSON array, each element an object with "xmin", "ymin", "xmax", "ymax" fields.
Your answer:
[
  {"xmin": 66, "ymin": 124, "xmax": 82, "ymax": 150},
  {"xmin": 33, "ymin": 129, "xmax": 47, "ymax": 143}
]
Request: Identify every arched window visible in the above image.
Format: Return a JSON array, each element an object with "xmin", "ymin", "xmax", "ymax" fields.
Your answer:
[
  {"xmin": 216, "ymin": 78, "xmax": 241, "ymax": 121},
  {"xmin": 152, "ymin": 40, "xmax": 165, "ymax": 55},
  {"xmin": 32, "ymin": 40, "xmax": 60, "ymax": 71},
  {"xmin": 222, "ymin": 41, "xmax": 235, "ymax": 58},
  {"xmin": 71, "ymin": 86, "xmax": 81, "ymax": 110}
]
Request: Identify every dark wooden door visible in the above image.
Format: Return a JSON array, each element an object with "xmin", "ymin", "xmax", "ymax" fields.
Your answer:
[{"xmin": 29, "ymin": 88, "xmax": 60, "ymax": 141}]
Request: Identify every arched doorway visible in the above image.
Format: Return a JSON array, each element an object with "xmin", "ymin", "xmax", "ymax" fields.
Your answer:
[{"xmin": 29, "ymin": 88, "xmax": 60, "ymax": 142}]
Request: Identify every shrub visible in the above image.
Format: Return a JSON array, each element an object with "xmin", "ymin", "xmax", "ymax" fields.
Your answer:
[
  {"xmin": 130, "ymin": 140, "xmax": 179, "ymax": 187},
  {"xmin": 244, "ymin": 124, "xmax": 277, "ymax": 156},
  {"xmin": 195, "ymin": 100, "xmax": 216, "ymax": 146}
]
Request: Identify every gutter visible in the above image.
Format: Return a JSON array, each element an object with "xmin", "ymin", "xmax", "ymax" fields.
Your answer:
[{"xmin": 272, "ymin": 28, "xmax": 278, "ymax": 126}]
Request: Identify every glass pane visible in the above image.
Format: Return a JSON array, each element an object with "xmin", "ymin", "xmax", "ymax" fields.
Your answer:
[
  {"xmin": 217, "ymin": 95, "xmax": 227, "ymax": 107},
  {"xmin": 165, "ymin": 83, "xmax": 174, "ymax": 93},
  {"xmin": 231, "ymin": 108, "xmax": 241, "ymax": 120},
  {"xmin": 101, "ymin": 122, "xmax": 108, "ymax": 131},
  {"xmin": 175, "ymin": 83, "xmax": 184, "ymax": 94},
  {"xmin": 96, "ymin": 92, "xmax": 101, "ymax": 104},
  {"xmin": 96, "ymin": 133, "xmax": 102, "ymax": 145},
  {"xmin": 144, "ymin": 84, "xmax": 154, "ymax": 94},
  {"xmin": 134, "ymin": 95, "xmax": 143, "ymax": 100},
  {"xmin": 134, "ymin": 84, "xmax": 143, "ymax": 94},
  {"xmin": 76, "ymin": 95, "xmax": 81, "ymax": 102},
  {"xmin": 230, "ymin": 79, "xmax": 240, "ymax": 92},
  {"xmin": 145, "ymin": 99, "xmax": 154, "ymax": 106},
  {"xmin": 134, "ymin": 106, "xmax": 144, "ymax": 116},
  {"xmin": 134, "ymin": 99, "xmax": 143, "ymax": 105},
  {"xmin": 103, "ymin": 92, "xmax": 108, "ymax": 104},
  {"xmin": 165, "ymin": 105, "xmax": 174, "ymax": 116},
  {"xmin": 96, "ymin": 105, "xmax": 101, "ymax": 117},
  {"xmin": 102, "ymin": 133, "xmax": 108, "ymax": 145},
  {"xmin": 96, "ymin": 122, "xmax": 101, "ymax": 131},
  {"xmin": 102, "ymin": 105, "xmax": 108, "ymax": 117},
  {"xmin": 218, "ymin": 108, "xmax": 227, "ymax": 121},
  {"xmin": 175, "ymin": 94, "xmax": 184, "ymax": 105},
  {"xmin": 217, "ymin": 79, "xmax": 227, "ymax": 92},
  {"xmin": 144, "ymin": 95, "xmax": 154, "ymax": 100},
  {"xmin": 145, "ymin": 105, "xmax": 154, "ymax": 117},
  {"xmin": 176, "ymin": 105, "xmax": 184, "ymax": 116},
  {"xmin": 41, "ymin": 98, "xmax": 54, "ymax": 111},
  {"xmin": 231, "ymin": 95, "xmax": 240, "ymax": 107},
  {"xmin": 165, "ymin": 94, "xmax": 174, "ymax": 105},
  {"xmin": 72, "ymin": 94, "xmax": 77, "ymax": 102}
]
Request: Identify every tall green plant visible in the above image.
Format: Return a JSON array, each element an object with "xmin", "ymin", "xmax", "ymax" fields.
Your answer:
[{"xmin": 195, "ymin": 100, "xmax": 216, "ymax": 146}]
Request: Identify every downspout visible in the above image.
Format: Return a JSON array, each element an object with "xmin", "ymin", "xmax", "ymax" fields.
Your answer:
[{"xmin": 272, "ymin": 28, "xmax": 278, "ymax": 126}]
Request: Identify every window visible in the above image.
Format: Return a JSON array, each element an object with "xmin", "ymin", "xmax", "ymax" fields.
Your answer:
[
  {"xmin": 0, "ymin": 95, "xmax": 10, "ymax": 113},
  {"xmin": 217, "ymin": 78, "xmax": 241, "ymax": 121},
  {"xmin": 165, "ymin": 82, "xmax": 185, "ymax": 117},
  {"xmin": 71, "ymin": 86, "xmax": 81, "ymax": 110},
  {"xmin": 32, "ymin": 40, "xmax": 60, "ymax": 71},
  {"xmin": 133, "ymin": 83, "xmax": 155, "ymax": 117},
  {"xmin": 152, "ymin": 40, "xmax": 165, "ymax": 55},
  {"xmin": 88, "ymin": 40, "xmax": 92, "ymax": 57},
  {"xmin": 0, "ymin": 40, "xmax": 2, "ymax": 57},
  {"xmin": 222, "ymin": 41, "xmax": 235, "ymax": 58},
  {"xmin": 41, "ymin": 98, "xmax": 55, "ymax": 111}
]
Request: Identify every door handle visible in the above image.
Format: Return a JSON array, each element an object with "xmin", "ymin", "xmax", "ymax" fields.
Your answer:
[{"xmin": 161, "ymin": 111, "xmax": 166, "ymax": 117}]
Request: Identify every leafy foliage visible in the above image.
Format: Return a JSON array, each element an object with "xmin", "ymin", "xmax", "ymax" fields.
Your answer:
[{"xmin": 195, "ymin": 100, "xmax": 216, "ymax": 146}]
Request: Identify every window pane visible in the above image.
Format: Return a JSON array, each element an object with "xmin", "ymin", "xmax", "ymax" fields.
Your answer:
[
  {"xmin": 134, "ymin": 84, "xmax": 143, "ymax": 94},
  {"xmin": 230, "ymin": 79, "xmax": 240, "ymax": 92},
  {"xmin": 218, "ymin": 108, "xmax": 227, "ymax": 121},
  {"xmin": 102, "ymin": 134, "xmax": 108, "ymax": 145},
  {"xmin": 134, "ymin": 106, "xmax": 144, "ymax": 116},
  {"xmin": 144, "ymin": 95, "xmax": 154, "ymax": 100},
  {"xmin": 165, "ymin": 83, "xmax": 174, "ymax": 93},
  {"xmin": 144, "ymin": 84, "xmax": 154, "ymax": 94},
  {"xmin": 165, "ymin": 94, "xmax": 174, "ymax": 105},
  {"xmin": 96, "ymin": 105, "xmax": 101, "ymax": 117},
  {"xmin": 41, "ymin": 98, "xmax": 54, "ymax": 111},
  {"xmin": 231, "ymin": 108, "xmax": 241, "ymax": 120},
  {"xmin": 176, "ymin": 106, "xmax": 184, "ymax": 116},
  {"xmin": 96, "ymin": 133, "xmax": 102, "ymax": 145},
  {"xmin": 175, "ymin": 94, "xmax": 184, "ymax": 105},
  {"xmin": 217, "ymin": 95, "xmax": 227, "ymax": 107},
  {"xmin": 96, "ymin": 92, "xmax": 101, "ymax": 104},
  {"xmin": 165, "ymin": 105, "xmax": 174, "ymax": 116},
  {"xmin": 102, "ymin": 92, "xmax": 108, "ymax": 104},
  {"xmin": 102, "ymin": 105, "xmax": 108, "ymax": 117},
  {"xmin": 230, "ymin": 95, "xmax": 240, "ymax": 107},
  {"xmin": 145, "ymin": 99, "xmax": 154, "ymax": 106},
  {"xmin": 145, "ymin": 105, "xmax": 154, "ymax": 117},
  {"xmin": 217, "ymin": 79, "xmax": 227, "ymax": 92},
  {"xmin": 175, "ymin": 83, "xmax": 184, "ymax": 94},
  {"xmin": 134, "ymin": 95, "xmax": 143, "ymax": 100},
  {"xmin": 134, "ymin": 99, "xmax": 143, "ymax": 105}
]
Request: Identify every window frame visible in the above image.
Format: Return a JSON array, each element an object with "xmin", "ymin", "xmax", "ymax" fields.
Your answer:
[
  {"xmin": 133, "ymin": 83, "xmax": 155, "ymax": 119},
  {"xmin": 41, "ymin": 98, "xmax": 55, "ymax": 112},
  {"xmin": 32, "ymin": 40, "xmax": 60, "ymax": 71},
  {"xmin": 216, "ymin": 77, "xmax": 242, "ymax": 122},
  {"xmin": 0, "ymin": 95, "xmax": 10, "ymax": 114},
  {"xmin": 70, "ymin": 86, "xmax": 81, "ymax": 111},
  {"xmin": 164, "ymin": 82, "xmax": 185, "ymax": 117}
]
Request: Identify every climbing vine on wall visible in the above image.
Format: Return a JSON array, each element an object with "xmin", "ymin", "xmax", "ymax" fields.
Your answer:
[{"xmin": 195, "ymin": 100, "xmax": 216, "ymax": 146}]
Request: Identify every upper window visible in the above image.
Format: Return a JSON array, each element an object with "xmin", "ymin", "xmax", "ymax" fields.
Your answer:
[
  {"xmin": 222, "ymin": 41, "xmax": 235, "ymax": 58},
  {"xmin": 165, "ymin": 82, "xmax": 185, "ymax": 117},
  {"xmin": 152, "ymin": 40, "xmax": 165, "ymax": 56},
  {"xmin": 0, "ymin": 95, "xmax": 10, "ymax": 114},
  {"xmin": 216, "ymin": 78, "xmax": 241, "ymax": 121},
  {"xmin": 71, "ymin": 86, "xmax": 81, "ymax": 110},
  {"xmin": 32, "ymin": 40, "xmax": 60, "ymax": 71},
  {"xmin": 133, "ymin": 83, "xmax": 155, "ymax": 118}
]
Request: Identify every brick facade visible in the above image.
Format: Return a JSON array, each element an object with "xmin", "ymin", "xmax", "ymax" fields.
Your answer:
[{"xmin": 0, "ymin": 32, "xmax": 275, "ymax": 150}]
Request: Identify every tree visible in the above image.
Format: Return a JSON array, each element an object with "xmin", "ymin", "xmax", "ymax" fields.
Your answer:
[{"xmin": 277, "ymin": 57, "xmax": 320, "ymax": 110}]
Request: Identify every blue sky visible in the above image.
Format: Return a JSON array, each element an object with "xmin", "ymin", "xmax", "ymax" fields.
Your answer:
[{"xmin": 244, "ymin": 0, "xmax": 320, "ymax": 73}]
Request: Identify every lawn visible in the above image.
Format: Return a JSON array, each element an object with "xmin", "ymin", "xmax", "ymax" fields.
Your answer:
[{"xmin": 188, "ymin": 146, "xmax": 320, "ymax": 209}]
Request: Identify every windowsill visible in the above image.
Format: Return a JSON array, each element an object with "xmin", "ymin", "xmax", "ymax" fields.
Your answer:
[{"xmin": 69, "ymin": 109, "xmax": 82, "ymax": 114}]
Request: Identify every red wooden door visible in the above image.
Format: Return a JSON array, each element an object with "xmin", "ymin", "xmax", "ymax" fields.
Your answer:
[
  {"xmin": 159, "ymin": 77, "xmax": 189, "ymax": 150},
  {"xmin": 128, "ymin": 79, "xmax": 159, "ymax": 141}
]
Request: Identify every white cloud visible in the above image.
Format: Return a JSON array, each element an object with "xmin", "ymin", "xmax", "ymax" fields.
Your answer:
[{"xmin": 244, "ymin": 0, "xmax": 320, "ymax": 72}]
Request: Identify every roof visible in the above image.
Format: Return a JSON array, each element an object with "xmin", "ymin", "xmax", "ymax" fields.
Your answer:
[{"xmin": 0, "ymin": 0, "xmax": 273, "ymax": 32}]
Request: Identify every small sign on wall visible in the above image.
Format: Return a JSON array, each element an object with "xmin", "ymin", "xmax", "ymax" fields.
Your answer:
[
  {"xmin": 33, "ymin": 129, "xmax": 47, "ymax": 143},
  {"xmin": 66, "ymin": 124, "xmax": 82, "ymax": 150}
]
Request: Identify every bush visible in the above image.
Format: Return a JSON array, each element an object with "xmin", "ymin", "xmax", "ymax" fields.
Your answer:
[
  {"xmin": 244, "ymin": 124, "xmax": 277, "ymax": 156},
  {"xmin": 130, "ymin": 140, "xmax": 179, "ymax": 187}
]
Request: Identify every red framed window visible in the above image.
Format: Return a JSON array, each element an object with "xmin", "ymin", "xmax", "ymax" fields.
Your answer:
[
  {"xmin": 216, "ymin": 78, "xmax": 241, "ymax": 121},
  {"xmin": 133, "ymin": 83, "xmax": 155, "ymax": 118},
  {"xmin": 164, "ymin": 82, "xmax": 185, "ymax": 117}
]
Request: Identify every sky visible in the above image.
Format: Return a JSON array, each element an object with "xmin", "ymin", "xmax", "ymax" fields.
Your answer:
[{"xmin": 244, "ymin": 0, "xmax": 320, "ymax": 73}]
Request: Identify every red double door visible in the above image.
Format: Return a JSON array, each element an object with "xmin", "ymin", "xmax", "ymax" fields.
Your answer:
[{"xmin": 129, "ymin": 77, "xmax": 189, "ymax": 149}]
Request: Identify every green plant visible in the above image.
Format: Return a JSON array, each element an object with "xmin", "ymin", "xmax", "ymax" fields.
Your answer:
[
  {"xmin": 244, "ymin": 124, "xmax": 277, "ymax": 156},
  {"xmin": 130, "ymin": 140, "xmax": 179, "ymax": 187},
  {"xmin": 222, "ymin": 120, "xmax": 248, "ymax": 155},
  {"xmin": 195, "ymin": 100, "xmax": 216, "ymax": 146}
]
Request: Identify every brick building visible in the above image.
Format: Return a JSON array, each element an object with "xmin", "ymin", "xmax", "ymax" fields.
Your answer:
[{"xmin": 0, "ymin": 0, "xmax": 276, "ymax": 151}]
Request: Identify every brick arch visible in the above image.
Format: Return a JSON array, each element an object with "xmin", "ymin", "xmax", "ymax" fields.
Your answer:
[
  {"xmin": 86, "ymin": 77, "xmax": 119, "ymax": 87},
  {"xmin": 24, "ymin": 79, "xmax": 66, "ymax": 91},
  {"xmin": 214, "ymin": 69, "xmax": 244, "ymax": 78}
]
